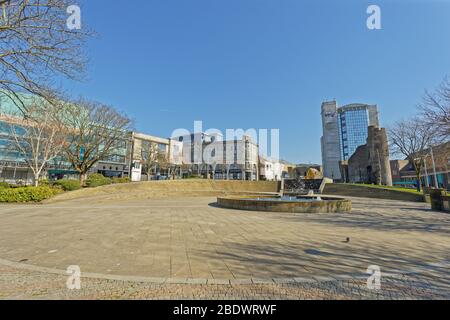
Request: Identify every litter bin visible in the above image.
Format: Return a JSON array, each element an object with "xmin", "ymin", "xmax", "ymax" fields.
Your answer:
[{"xmin": 429, "ymin": 189, "xmax": 446, "ymax": 211}]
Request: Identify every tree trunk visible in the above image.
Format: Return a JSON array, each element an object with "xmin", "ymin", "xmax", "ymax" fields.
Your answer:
[
  {"xmin": 411, "ymin": 158, "xmax": 423, "ymax": 193},
  {"xmin": 79, "ymin": 173, "xmax": 87, "ymax": 186},
  {"xmin": 33, "ymin": 173, "xmax": 40, "ymax": 187},
  {"xmin": 415, "ymin": 168, "xmax": 422, "ymax": 193}
]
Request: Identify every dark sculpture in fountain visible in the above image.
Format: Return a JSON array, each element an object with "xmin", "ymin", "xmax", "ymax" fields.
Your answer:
[{"xmin": 283, "ymin": 178, "xmax": 324, "ymax": 196}]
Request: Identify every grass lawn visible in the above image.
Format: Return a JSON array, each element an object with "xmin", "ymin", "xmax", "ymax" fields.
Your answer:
[{"xmin": 349, "ymin": 184, "xmax": 423, "ymax": 194}]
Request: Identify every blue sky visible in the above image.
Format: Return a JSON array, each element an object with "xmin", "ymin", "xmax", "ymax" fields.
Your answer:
[{"xmin": 63, "ymin": 0, "xmax": 450, "ymax": 164}]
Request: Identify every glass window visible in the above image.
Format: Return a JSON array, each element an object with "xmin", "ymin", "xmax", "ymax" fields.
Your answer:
[
  {"xmin": 338, "ymin": 108, "xmax": 370, "ymax": 160},
  {"xmin": 158, "ymin": 144, "xmax": 167, "ymax": 153}
]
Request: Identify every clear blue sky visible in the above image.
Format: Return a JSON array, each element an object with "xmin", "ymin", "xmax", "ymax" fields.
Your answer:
[{"xmin": 64, "ymin": 0, "xmax": 450, "ymax": 164}]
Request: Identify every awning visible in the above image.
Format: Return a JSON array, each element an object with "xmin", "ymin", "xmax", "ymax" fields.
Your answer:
[{"xmin": 48, "ymin": 170, "xmax": 79, "ymax": 175}]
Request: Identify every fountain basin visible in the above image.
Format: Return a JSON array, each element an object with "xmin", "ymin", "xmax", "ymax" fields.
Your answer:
[{"xmin": 217, "ymin": 195, "xmax": 352, "ymax": 213}]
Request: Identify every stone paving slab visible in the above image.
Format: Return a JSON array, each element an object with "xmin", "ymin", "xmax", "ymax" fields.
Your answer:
[
  {"xmin": 186, "ymin": 279, "xmax": 208, "ymax": 285},
  {"xmin": 207, "ymin": 279, "xmax": 230, "ymax": 285},
  {"xmin": 230, "ymin": 279, "xmax": 253, "ymax": 285},
  {"xmin": 0, "ymin": 195, "xmax": 449, "ymax": 299}
]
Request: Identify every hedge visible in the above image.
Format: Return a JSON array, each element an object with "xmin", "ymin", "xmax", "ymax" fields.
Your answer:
[
  {"xmin": 85, "ymin": 174, "xmax": 112, "ymax": 188},
  {"xmin": 0, "ymin": 186, "xmax": 62, "ymax": 203},
  {"xmin": 112, "ymin": 177, "xmax": 130, "ymax": 184},
  {"xmin": 0, "ymin": 182, "xmax": 10, "ymax": 189},
  {"xmin": 54, "ymin": 179, "xmax": 82, "ymax": 191}
]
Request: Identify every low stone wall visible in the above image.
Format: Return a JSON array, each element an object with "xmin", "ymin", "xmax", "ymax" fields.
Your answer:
[
  {"xmin": 429, "ymin": 189, "xmax": 450, "ymax": 213},
  {"xmin": 443, "ymin": 196, "xmax": 450, "ymax": 212},
  {"xmin": 48, "ymin": 180, "xmax": 281, "ymax": 203},
  {"xmin": 323, "ymin": 184, "xmax": 425, "ymax": 202}
]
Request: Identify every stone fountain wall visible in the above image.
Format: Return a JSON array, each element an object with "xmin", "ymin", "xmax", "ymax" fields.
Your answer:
[{"xmin": 217, "ymin": 195, "xmax": 352, "ymax": 214}]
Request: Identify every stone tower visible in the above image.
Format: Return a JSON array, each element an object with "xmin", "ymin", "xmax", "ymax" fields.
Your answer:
[
  {"xmin": 367, "ymin": 126, "xmax": 393, "ymax": 186},
  {"xmin": 321, "ymin": 101, "xmax": 341, "ymax": 180}
]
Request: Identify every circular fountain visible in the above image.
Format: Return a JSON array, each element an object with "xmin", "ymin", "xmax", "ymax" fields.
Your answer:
[{"xmin": 217, "ymin": 194, "xmax": 351, "ymax": 213}]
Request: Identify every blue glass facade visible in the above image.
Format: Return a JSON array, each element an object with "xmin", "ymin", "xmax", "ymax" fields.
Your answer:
[
  {"xmin": 0, "ymin": 118, "xmax": 129, "ymax": 181},
  {"xmin": 338, "ymin": 107, "xmax": 371, "ymax": 161},
  {"xmin": 0, "ymin": 121, "xmax": 27, "ymax": 162}
]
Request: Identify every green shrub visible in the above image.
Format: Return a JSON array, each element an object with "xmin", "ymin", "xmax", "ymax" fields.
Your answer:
[
  {"xmin": 54, "ymin": 179, "xmax": 82, "ymax": 191},
  {"xmin": 85, "ymin": 173, "xmax": 112, "ymax": 188},
  {"xmin": 39, "ymin": 178, "xmax": 51, "ymax": 186},
  {"xmin": 112, "ymin": 177, "xmax": 130, "ymax": 184},
  {"xmin": 0, "ymin": 182, "xmax": 10, "ymax": 189},
  {"xmin": 0, "ymin": 186, "xmax": 62, "ymax": 203}
]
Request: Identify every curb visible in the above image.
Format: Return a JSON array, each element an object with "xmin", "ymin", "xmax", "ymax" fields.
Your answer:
[{"xmin": 0, "ymin": 258, "xmax": 432, "ymax": 286}]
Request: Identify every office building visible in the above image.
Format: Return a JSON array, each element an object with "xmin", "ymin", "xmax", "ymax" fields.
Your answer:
[
  {"xmin": 391, "ymin": 142, "xmax": 450, "ymax": 190},
  {"xmin": 259, "ymin": 157, "xmax": 283, "ymax": 181},
  {"xmin": 129, "ymin": 132, "xmax": 183, "ymax": 182},
  {"xmin": 321, "ymin": 101, "xmax": 380, "ymax": 181},
  {"xmin": 338, "ymin": 104, "xmax": 379, "ymax": 160},
  {"xmin": 173, "ymin": 133, "xmax": 259, "ymax": 180}
]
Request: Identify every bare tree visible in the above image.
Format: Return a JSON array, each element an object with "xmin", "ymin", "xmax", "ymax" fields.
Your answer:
[
  {"xmin": 432, "ymin": 142, "xmax": 450, "ymax": 168},
  {"xmin": 420, "ymin": 78, "xmax": 450, "ymax": 142},
  {"xmin": 141, "ymin": 141, "xmax": 159, "ymax": 181},
  {"xmin": 157, "ymin": 152, "xmax": 170, "ymax": 178},
  {"xmin": 141, "ymin": 142, "xmax": 171, "ymax": 181},
  {"xmin": 168, "ymin": 163, "xmax": 181, "ymax": 180},
  {"xmin": 389, "ymin": 118, "xmax": 437, "ymax": 192},
  {"xmin": 180, "ymin": 163, "xmax": 192, "ymax": 179},
  {"xmin": 63, "ymin": 99, "xmax": 133, "ymax": 185},
  {"xmin": 8, "ymin": 92, "xmax": 68, "ymax": 186},
  {"xmin": 0, "ymin": 0, "xmax": 90, "ymax": 112}
]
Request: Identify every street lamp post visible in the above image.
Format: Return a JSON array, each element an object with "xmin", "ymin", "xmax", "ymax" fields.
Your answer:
[
  {"xmin": 423, "ymin": 156, "xmax": 430, "ymax": 188},
  {"xmin": 430, "ymin": 146, "xmax": 439, "ymax": 188}
]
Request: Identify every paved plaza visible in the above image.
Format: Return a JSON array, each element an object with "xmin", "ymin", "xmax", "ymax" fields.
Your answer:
[{"xmin": 0, "ymin": 194, "xmax": 449, "ymax": 299}]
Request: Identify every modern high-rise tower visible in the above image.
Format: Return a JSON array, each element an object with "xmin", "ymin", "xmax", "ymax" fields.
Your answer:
[
  {"xmin": 321, "ymin": 101, "xmax": 342, "ymax": 180},
  {"xmin": 337, "ymin": 104, "xmax": 379, "ymax": 161},
  {"xmin": 321, "ymin": 101, "xmax": 380, "ymax": 181}
]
